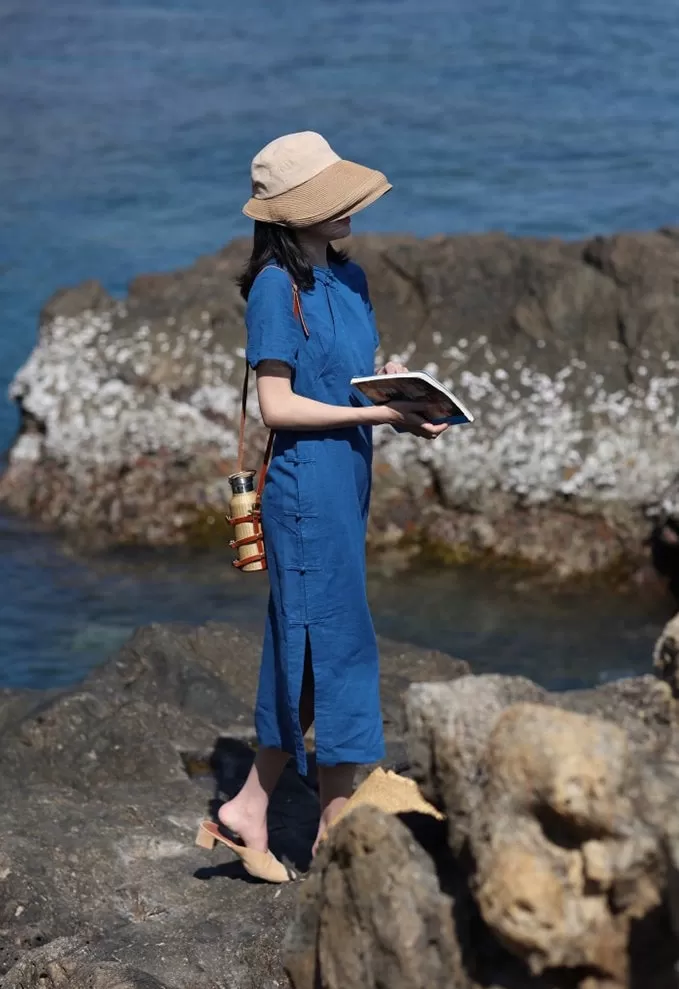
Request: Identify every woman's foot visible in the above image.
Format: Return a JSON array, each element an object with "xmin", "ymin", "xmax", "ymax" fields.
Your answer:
[
  {"xmin": 215, "ymin": 746, "xmax": 292, "ymax": 855},
  {"xmin": 218, "ymin": 798, "xmax": 269, "ymax": 853},
  {"xmin": 311, "ymin": 794, "xmax": 350, "ymax": 857}
]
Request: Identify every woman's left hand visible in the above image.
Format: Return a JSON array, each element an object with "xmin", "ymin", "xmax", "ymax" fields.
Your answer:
[
  {"xmin": 405, "ymin": 420, "xmax": 449, "ymax": 440},
  {"xmin": 377, "ymin": 362, "xmax": 408, "ymax": 375},
  {"xmin": 375, "ymin": 362, "xmax": 447, "ymax": 439}
]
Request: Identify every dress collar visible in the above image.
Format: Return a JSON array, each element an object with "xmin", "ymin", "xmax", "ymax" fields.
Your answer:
[{"xmin": 313, "ymin": 265, "xmax": 334, "ymax": 286}]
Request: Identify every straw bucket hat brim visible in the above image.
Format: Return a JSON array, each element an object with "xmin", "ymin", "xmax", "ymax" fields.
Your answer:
[
  {"xmin": 242, "ymin": 133, "xmax": 391, "ymax": 228},
  {"xmin": 243, "ymin": 159, "xmax": 391, "ymax": 227}
]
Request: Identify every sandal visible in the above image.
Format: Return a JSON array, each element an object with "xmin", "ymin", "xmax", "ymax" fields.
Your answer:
[{"xmin": 195, "ymin": 820, "xmax": 296, "ymax": 883}]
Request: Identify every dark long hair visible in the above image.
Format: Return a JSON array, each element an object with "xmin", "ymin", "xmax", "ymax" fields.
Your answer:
[{"xmin": 238, "ymin": 221, "xmax": 348, "ymax": 300}]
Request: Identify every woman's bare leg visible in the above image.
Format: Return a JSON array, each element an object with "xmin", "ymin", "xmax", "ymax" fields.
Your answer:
[
  {"xmin": 312, "ymin": 762, "xmax": 356, "ymax": 857},
  {"xmin": 218, "ymin": 646, "xmax": 315, "ymax": 852},
  {"xmin": 217, "ymin": 746, "xmax": 290, "ymax": 851}
]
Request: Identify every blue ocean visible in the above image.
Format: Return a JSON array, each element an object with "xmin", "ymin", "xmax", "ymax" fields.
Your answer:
[{"xmin": 1, "ymin": 0, "xmax": 676, "ymax": 687}]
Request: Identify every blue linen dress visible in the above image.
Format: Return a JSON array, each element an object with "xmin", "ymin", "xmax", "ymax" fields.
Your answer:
[{"xmin": 245, "ymin": 261, "xmax": 384, "ymax": 776}]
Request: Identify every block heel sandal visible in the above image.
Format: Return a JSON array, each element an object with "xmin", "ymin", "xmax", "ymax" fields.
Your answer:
[{"xmin": 195, "ymin": 821, "xmax": 296, "ymax": 884}]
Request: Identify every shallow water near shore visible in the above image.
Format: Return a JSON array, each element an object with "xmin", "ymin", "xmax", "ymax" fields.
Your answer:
[{"xmin": 0, "ymin": 511, "xmax": 670, "ymax": 691}]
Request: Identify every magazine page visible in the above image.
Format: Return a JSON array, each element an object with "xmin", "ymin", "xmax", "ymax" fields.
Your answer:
[{"xmin": 352, "ymin": 376, "xmax": 459, "ymax": 420}]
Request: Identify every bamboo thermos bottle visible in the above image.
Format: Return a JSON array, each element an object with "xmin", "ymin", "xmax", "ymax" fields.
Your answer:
[{"xmin": 227, "ymin": 470, "xmax": 266, "ymax": 572}]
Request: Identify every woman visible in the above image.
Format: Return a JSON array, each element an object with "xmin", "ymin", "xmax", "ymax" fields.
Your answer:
[{"xmin": 197, "ymin": 132, "xmax": 447, "ymax": 882}]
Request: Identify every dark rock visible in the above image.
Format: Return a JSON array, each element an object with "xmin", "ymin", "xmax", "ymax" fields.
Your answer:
[
  {"xmin": 0, "ymin": 622, "xmax": 314, "ymax": 988},
  {"xmin": 0, "ymin": 774, "xmax": 305, "ymax": 987},
  {"xmin": 2, "ymin": 937, "xmax": 173, "ymax": 989},
  {"xmin": 3, "ymin": 231, "xmax": 679, "ymax": 582},
  {"xmin": 0, "ymin": 622, "xmax": 255, "ymax": 789},
  {"xmin": 581, "ymin": 231, "xmax": 679, "ymax": 378},
  {"xmin": 284, "ymin": 805, "xmax": 466, "ymax": 989},
  {"xmin": 39, "ymin": 280, "xmax": 114, "ymax": 324},
  {"xmin": 0, "ymin": 620, "xmax": 468, "ymax": 988}
]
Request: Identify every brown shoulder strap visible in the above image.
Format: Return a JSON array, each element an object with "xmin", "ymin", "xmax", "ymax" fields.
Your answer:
[
  {"xmin": 236, "ymin": 268, "xmax": 309, "ymax": 476},
  {"xmin": 291, "ymin": 281, "xmax": 310, "ymax": 338},
  {"xmin": 236, "ymin": 365, "xmax": 249, "ymax": 474}
]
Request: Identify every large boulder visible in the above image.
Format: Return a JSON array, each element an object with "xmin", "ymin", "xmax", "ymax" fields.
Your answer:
[
  {"xmin": 286, "ymin": 653, "xmax": 679, "ymax": 989},
  {"xmin": 3, "ymin": 231, "xmax": 679, "ymax": 580}
]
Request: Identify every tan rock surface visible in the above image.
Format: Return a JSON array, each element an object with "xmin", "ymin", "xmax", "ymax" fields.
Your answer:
[{"xmin": 289, "ymin": 651, "xmax": 679, "ymax": 989}]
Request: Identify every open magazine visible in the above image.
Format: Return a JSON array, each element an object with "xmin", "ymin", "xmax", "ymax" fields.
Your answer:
[{"xmin": 350, "ymin": 370, "xmax": 474, "ymax": 426}]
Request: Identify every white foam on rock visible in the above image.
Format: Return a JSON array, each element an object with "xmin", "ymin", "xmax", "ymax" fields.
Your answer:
[
  {"xmin": 8, "ymin": 314, "xmax": 679, "ymax": 517},
  {"xmin": 374, "ymin": 357, "xmax": 679, "ymax": 516},
  {"xmin": 10, "ymin": 311, "xmax": 241, "ymax": 469},
  {"xmin": 9, "ymin": 433, "xmax": 43, "ymax": 464}
]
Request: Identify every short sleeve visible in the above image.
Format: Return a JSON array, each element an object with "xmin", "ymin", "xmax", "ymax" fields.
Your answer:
[
  {"xmin": 245, "ymin": 267, "xmax": 304, "ymax": 371},
  {"xmin": 349, "ymin": 262, "xmax": 379, "ymax": 351}
]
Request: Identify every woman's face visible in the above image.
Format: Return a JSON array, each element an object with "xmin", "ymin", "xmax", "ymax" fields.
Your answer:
[{"xmin": 307, "ymin": 217, "xmax": 352, "ymax": 242}]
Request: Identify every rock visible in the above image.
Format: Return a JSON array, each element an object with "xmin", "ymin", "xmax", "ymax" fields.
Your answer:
[
  {"xmin": 5, "ymin": 616, "xmax": 679, "ymax": 989},
  {"xmin": 404, "ymin": 678, "xmax": 679, "ymax": 987},
  {"xmin": 473, "ymin": 705, "xmax": 639, "ymax": 980},
  {"xmin": 3, "ymin": 231, "xmax": 679, "ymax": 582},
  {"xmin": 378, "ymin": 643, "xmax": 471, "ymax": 741},
  {"xmin": 0, "ymin": 622, "xmax": 256, "ymax": 788},
  {"xmin": 284, "ymin": 805, "xmax": 466, "ymax": 989},
  {"xmin": 405, "ymin": 674, "xmax": 548, "ymax": 848},
  {"xmin": 0, "ymin": 621, "xmax": 468, "ymax": 988},
  {"xmin": 39, "ymin": 280, "xmax": 114, "ymax": 324},
  {"xmin": 653, "ymin": 611, "xmax": 679, "ymax": 697},
  {"xmin": 2, "ymin": 937, "xmax": 172, "ymax": 989},
  {"xmin": 555, "ymin": 674, "xmax": 675, "ymax": 754},
  {"xmin": 405, "ymin": 672, "xmax": 676, "ymax": 837},
  {"xmin": 290, "ymin": 650, "xmax": 679, "ymax": 989}
]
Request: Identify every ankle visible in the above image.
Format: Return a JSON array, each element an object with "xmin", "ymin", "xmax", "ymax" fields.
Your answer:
[
  {"xmin": 220, "ymin": 794, "xmax": 268, "ymax": 824},
  {"xmin": 319, "ymin": 797, "xmax": 349, "ymax": 832}
]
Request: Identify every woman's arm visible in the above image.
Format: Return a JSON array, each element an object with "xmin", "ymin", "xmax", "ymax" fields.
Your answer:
[{"xmin": 255, "ymin": 360, "xmax": 446, "ymax": 435}]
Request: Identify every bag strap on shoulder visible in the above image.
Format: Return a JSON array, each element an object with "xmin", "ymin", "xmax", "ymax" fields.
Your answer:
[{"xmin": 236, "ymin": 267, "xmax": 310, "ymax": 496}]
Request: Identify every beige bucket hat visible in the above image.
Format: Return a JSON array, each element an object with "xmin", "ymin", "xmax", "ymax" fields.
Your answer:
[{"xmin": 242, "ymin": 131, "xmax": 392, "ymax": 228}]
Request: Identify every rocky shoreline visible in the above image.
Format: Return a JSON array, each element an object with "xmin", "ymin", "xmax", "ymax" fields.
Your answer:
[
  {"xmin": 3, "ymin": 617, "xmax": 679, "ymax": 988},
  {"xmin": 3, "ymin": 230, "xmax": 679, "ymax": 583},
  {"xmin": 0, "ymin": 623, "xmax": 469, "ymax": 989}
]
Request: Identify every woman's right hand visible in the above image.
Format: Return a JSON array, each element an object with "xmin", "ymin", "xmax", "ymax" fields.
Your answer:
[{"xmin": 375, "ymin": 402, "xmax": 449, "ymax": 440}]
